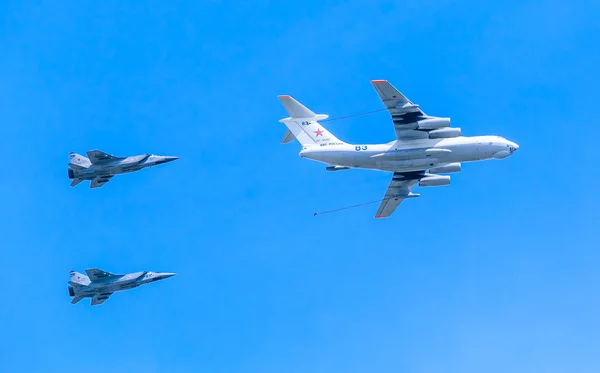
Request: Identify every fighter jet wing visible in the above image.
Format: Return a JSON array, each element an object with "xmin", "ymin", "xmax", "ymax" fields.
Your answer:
[
  {"xmin": 371, "ymin": 80, "xmax": 434, "ymax": 141},
  {"xmin": 91, "ymin": 293, "xmax": 112, "ymax": 305},
  {"xmin": 86, "ymin": 150, "xmax": 122, "ymax": 164},
  {"xmin": 90, "ymin": 176, "xmax": 113, "ymax": 188},
  {"xmin": 374, "ymin": 172, "xmax": 421, "ymax": 219},
  {"xmin": 85, "ymin": 268, "xmax": 117, "ymax": 281}
]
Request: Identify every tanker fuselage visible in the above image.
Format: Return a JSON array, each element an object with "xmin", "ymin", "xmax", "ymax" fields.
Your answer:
[{"xmin": 300, "ymin": 135, "xmax": 518, "ymax": 173}]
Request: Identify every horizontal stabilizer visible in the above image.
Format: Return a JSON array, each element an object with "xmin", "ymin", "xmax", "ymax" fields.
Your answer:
[
  {"xmin": 278, "ymin": 96, "xmax": 329, "ymax": 121},
  {"xmin": 281, "ymin": 129, "xmax": 294, "ymax": 144},
  {"xmin": 91, "ymin": 293, "xmax": 112, "ymax": 306},
  {"xmin": 278, "ymin": 114, "xmax": 329, "ymax": 123},
  {"xmin": 278, "ymin": 95, "xmax": 316, "ymax": 118},
  {"xmin": 277, "ymin": 95, "xmax": 338, "ymax": 146},
  {"xmin": 90, "ymin": 176, "xmax": 112, "ymax": 188},
  {"xmin": 70, "ymin": 179, "xmax": 83, "ymax": 187},
  {"xmin": 71, "ymin": 296, "xmax": 84, "ymax": 304}
]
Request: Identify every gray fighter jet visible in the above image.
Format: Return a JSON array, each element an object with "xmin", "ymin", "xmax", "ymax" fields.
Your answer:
[
  {"xmin": 67, "ymin": 150, "xmax": 179, "ymax": 188},
  {"xmin": 68, "ymin": 268, "xmax": 176, "ymax": 305}
]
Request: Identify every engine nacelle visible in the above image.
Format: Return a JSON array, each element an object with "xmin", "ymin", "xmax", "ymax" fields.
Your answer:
[
  {"xmin": 428, "ymin": 163, "xmax": 461, "ymax": 174},
  {"xmin": 419, "ymin": 175, "xmax": 451, "ymax": 187},
  {"xmin": 417, "ymin": 117, "xmax": 450, "ymax": 130},
  {"xmin": 326, "ymin": 165, "xmax": 350, "ymax": 172},
  {"xmin": 68, "ymin": 169, "xmax": 75, "ymax": 179},
  {"xmin": 429, "ymin": 127, "xmax": 461, "ymax": 139}
]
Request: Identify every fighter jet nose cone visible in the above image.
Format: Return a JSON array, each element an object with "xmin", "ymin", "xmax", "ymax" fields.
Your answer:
[
  {"xmin": 162, "ymin": 273, "xmax": 176, "ymax": 279},
  {"xmin": 152, "ymin": 156, "xmax": 179, "ymax": 166}
]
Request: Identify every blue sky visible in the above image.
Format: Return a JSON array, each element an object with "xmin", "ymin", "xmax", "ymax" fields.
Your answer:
[{"xmin": 1, "ymin": 0, "xmax": 599, "ymax": 372}]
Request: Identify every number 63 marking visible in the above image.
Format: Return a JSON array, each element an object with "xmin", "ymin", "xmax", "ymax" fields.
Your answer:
[{"xmin": 355, "ymin": 145, "xmax": 368, "ymax": 151}]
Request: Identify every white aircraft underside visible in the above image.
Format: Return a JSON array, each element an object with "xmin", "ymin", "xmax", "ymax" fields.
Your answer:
[
  {"xmin": 278, "ymin": 80, "xmax": 519, "ymax": 218},
  {"xmin": 301, "ymin": 136, "xmax": 515, "ymax": 172}
]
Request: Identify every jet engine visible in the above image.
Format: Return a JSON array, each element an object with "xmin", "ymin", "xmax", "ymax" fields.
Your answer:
[
  {"xmin": 68, "ymin": 286, "xmax": 75, "ymax": 296},
  {"xmin": 68, "ymin": 169, "xmax": 75, "ymax": 179},
  {"xmin": 417, "ymin": 118, "xmax": 450, "ymax": 130},
  {"xmin": 429, "ymin": 127, "xmax": 461, "ymax": 139},
  {"xmin": 419, "ymin": 175, "xmax": 451, "ymax": 187},
  {"xmin": 429, "ymin": 163, "xmax": 461, "ymax": 174}
]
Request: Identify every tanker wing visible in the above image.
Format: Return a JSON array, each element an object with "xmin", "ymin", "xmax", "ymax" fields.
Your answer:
[{"xmin": 374, "ymin": 172, "xmax": 422, "ymax": 219}]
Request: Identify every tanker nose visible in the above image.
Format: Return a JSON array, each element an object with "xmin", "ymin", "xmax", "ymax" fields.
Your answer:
[{"xmin": 508, "ymin": 141, "xmax": 519, "ymax": 154}]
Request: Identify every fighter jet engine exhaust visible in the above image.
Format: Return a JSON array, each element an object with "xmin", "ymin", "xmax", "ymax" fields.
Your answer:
[
  {"xmin": 68, "ymin": 286, "xmax": 75, "ymax": 296},
  {"xmin": 419, "ymin": 175, "xmax": 451, "ymax": 187},
  {"xmin": 68, "ymin": 169, "xmax": 75, "ymax": 179}
]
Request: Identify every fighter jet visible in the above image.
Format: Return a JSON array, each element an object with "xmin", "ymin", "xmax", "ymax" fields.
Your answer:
[
  {"xmin": 68, "ymin": 268, "xmax": 176, "ymax": 305},
  {"xmin": 278, "ymin": 80, "xmax": 519, "ymax": 218},
  {"xmin": 67, "ymin": 150, "xmax": 179, "ymax": 188}
]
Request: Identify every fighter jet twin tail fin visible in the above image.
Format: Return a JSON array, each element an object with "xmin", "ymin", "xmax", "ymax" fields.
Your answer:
[{"xmin": 68, "ymin": 153, "xmax": 91, "ymax": 168}]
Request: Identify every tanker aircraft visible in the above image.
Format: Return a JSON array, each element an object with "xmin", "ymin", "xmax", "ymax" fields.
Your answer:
[{"xmin": 278, "ymin": 80, "xmax": 519, "ymax": 218}]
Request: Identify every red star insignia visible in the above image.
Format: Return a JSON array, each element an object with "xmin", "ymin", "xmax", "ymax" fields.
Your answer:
[{"xmin": 315, "ymin": 128, "xmax": 323, "ymax": 137}]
